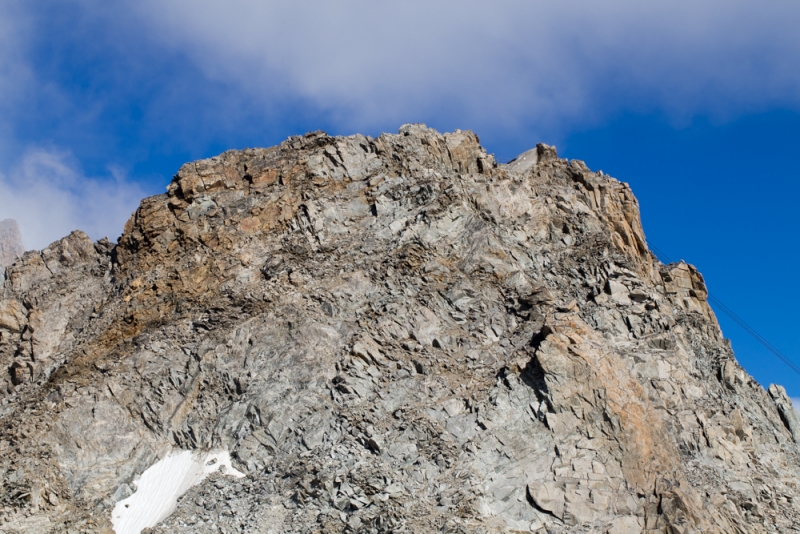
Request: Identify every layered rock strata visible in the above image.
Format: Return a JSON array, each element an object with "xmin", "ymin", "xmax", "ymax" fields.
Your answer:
[{"xmin": 0, "ymin": 125, "xmax": 799, "ymax": 533}]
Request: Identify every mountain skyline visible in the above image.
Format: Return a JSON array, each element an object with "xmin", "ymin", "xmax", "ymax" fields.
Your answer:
[{"xmin": 0, "ymin": 1, "xmax": 798, "ymax": 402}]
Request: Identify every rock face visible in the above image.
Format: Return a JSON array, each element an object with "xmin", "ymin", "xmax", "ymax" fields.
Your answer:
[
  {"xmin": 0, "ymin": 219, "xmax": 24, "ymax": 267},
  {"xmin": 0, "ymin": 125, "xmax": 799, "ymax": 533}
]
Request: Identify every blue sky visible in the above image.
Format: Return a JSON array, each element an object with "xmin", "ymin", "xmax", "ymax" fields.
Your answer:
[{"xmin": 1, "ymin": 1, "xmax": 799, "ymax": 397}]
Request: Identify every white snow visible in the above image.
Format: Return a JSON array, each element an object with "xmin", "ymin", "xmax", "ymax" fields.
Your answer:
[{"xmin": 111, "ymin": 449, "xmax": 244, "ymax": 534}]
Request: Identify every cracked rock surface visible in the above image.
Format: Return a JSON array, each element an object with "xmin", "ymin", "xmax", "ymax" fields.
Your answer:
[{"xmin": 1, "ymin": 125, "xmax": 799, "ymax": 533}]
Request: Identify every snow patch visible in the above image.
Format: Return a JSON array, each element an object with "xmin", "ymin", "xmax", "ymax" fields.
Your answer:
[{"xmin": 111, "ymin": 450, "xmax": 244, "ymax": 534}]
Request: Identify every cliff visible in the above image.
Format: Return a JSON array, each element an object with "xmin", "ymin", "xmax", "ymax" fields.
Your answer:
[{"xmin": 0, "ymin": 125, "xmax": 798, "ymax": 533}]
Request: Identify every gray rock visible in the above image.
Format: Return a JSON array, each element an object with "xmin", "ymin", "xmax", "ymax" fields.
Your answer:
[
  {"xmin": 769, "ymin": 383, "xmax": 800, "ymax": 443},
  {"xmin": 605, "ymin": 279, "xmax": 631, "ymax": 306},
  {"xmin": 0, "ymin": 219, "xmax": 24, "ymax": 268}
]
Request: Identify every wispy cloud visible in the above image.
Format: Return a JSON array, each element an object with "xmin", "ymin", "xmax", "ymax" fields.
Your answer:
[
  {"xmin": 0, "ymin": 148, "xmax": 146, "ymax": 250},
  {"xmin": 4, "ymin": 1, "xmax": 800, "ymax": 150},
  {"xmin": 123, "ymin": 0, "xmax": 800, "ymax": 136}
]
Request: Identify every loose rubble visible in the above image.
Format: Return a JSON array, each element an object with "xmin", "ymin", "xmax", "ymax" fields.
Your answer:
[{"xmin": 1, "ymin": 125, "xmax": 799, "ymax": 533}]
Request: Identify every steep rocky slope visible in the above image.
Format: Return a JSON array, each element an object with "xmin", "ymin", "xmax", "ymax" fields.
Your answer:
[
  {"xmin": 1, "ymin": 125, "xmax": 799, "ymax": 533},
  {"xmin": 0, "ymin": 219, "xmax": 23, "ymax": 268}
]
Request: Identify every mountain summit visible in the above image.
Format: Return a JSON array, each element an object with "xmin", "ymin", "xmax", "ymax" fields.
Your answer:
[{"xmin": 1, "ymin": 125, "xmax": 798, "ymax": 533}]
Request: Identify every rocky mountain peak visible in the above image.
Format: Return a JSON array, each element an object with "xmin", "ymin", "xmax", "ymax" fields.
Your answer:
[
  {"xmin": 0, "ymin": 219, "xmax": 23, "ymax": 268},
  {"xmin": 0, "ymin": 125, "xmax": 798, "ymax": 533}
]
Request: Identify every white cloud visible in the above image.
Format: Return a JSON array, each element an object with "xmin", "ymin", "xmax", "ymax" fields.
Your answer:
[
  {"xmin": 0, "ymin": 148, "xmax": 146, "ymax": 251},
  {"xmin": 123, "ymin": 0, "xmax": 800, "ymax": 134}
]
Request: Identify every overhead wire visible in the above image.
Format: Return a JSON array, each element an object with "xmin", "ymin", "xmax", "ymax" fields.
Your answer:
[{"xmin": 648, "ymin": 244, "xmax": 800, "ymax": 378}]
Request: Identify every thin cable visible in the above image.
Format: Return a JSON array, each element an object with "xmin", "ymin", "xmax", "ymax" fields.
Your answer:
[{"xmin": 648, "ymin": 244, "xmax": 800, "ymax": 377}]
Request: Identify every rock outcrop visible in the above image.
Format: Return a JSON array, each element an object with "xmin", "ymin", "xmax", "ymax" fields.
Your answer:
[
  {"xmin": 1, "ymin": 125, "xmax": 799, "ymax": 533},
  {"xmin": 0, "ymin": 219, "xmax": 24, "ymax": 268}
]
